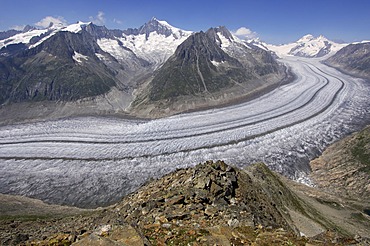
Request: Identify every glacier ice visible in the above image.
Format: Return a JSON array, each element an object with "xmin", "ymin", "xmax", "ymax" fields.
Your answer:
[{"xmin": 0, "ymin": 57, "xmax": 369, "ymax": 208}]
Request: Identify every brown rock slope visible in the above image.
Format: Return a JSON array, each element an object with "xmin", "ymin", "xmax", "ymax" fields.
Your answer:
[
  {"xmin": 1, "ymin": 161, "xmax": 369, "ymax": 245},
  {"xmin": 310, "ymin": 125, "xmax": 370, "ymax": 203}
]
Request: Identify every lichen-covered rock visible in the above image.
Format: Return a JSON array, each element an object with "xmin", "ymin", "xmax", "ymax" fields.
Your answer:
[
  {"xmin": 1, "ymin": 160, "xmax": 368, "ymax": 245},
  {"xmin": 115, "ymin": 160, "xmax": 295, "ymax": 232}
]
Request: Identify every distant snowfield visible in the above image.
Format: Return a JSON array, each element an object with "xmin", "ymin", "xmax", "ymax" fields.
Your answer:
[{"xmin": 0, "ymin": 57, "xmax": 369, "ymax": 208}]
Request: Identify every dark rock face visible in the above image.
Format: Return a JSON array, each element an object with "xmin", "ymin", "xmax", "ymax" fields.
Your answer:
[
  {"xmin": 206, "ymin": 26, "xmax": 234, "ymax": 44},
  {"xmin": 83, "ymin": 23, "xmax": 118, "ymax": 40},
  {"xmin": 0, "ymin": 29, "xmax": 22, "ymax": 40},
  {"xmin": 0, "ymin": 30, "xmax": 116, "ymax": 104},
  {"xmin": 0, "ymin": 43, "xmax": 28, "ymax": 57},
  {"xmin": 325, "ymin": 42, "xmax": 370, "ymax": 79},
  {"xmin": 148, "ymin": 31, "xmax": 241, "ymax": 101},
  {"xmin": 138, "ymin": 18, "xmax": 175, "ymax": 38},
  {"xmin": 147, "ymin": 28, "xmax": 284, "ymax": 102},
  {"xmin": 123, "ymin": 17, "xmax": 187, "ymax": 39}
]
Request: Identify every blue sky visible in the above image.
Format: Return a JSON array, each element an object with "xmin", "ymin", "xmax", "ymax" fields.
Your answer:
[{"xmin": 1, "ymin": 0, "xmax": 369, "ymax": 44}]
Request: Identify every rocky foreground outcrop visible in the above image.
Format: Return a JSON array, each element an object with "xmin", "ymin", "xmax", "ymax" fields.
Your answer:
[{"xmin": 1, "ymin": 161, "xmax": 369, "ymax": 245}]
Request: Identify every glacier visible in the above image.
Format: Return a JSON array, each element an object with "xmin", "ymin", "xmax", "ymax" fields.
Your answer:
[{"xmin": 0, "ymin": 57, "xmax": 369, "ymax": 208}]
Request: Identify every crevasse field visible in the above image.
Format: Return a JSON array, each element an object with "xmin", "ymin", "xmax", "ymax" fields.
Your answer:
[{"xmin": 0, "ymin": 57, "xmax": 369, "ymax": 208}]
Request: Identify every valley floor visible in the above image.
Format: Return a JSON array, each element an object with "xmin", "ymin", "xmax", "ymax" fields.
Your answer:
[{"xmin": 0, "ymin": 57, "xmax": 369, "ymax": 208}]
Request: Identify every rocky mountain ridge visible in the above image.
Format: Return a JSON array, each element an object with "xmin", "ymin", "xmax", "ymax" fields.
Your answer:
[
  {"xmin": 1, "ymin": 160, "xmax": 369, "ymax": 245},
  {"xmin": 0, "ymin": 28, "xmax": 118, "ymax": 104},
  {"xmin": 324, "ymin": 41, "xmax": 370, "ymax": 80},
  {"xmin": 129, "ymin": 26, "xmax": 288, "ymax": 117}
]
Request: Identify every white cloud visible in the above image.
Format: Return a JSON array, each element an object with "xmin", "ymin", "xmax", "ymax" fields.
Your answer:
[
  {"xmin": 35, "ymin": 16, "xmax": 67, "ymax": 28},
  {"xmin": 11, "ymin": 25, "xmax": 26, "ymax": 31},
  {"xmin": 113, "ymin": 18, "xmax": 123, "ymax": 25},
  {"xmin": 90, "ymin": 11, "xmax": 105, "ymax": 25},
  {"xmin": 233, "ymin": 27, "xmax": 258, "ymax": 40}
]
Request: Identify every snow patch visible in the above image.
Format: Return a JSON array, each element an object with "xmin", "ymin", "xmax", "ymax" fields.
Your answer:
[
  {"xmin": 211, "ymin": 60, "xmax": 224, "ymax": 67},
  {"xmin": 95, "ymin": 53, "xmax": 107, "ymax": 61},
  {"xmin": 155, "ymin": 18, "xmax": 192, "ymax": 39},
  {"xmin": 1, "ymin": 22, "xmax": 92, "ymax": 50},
  {"xmin": 73, "ymin": 52, "xmax": 89, "ymax": 63},
  {"xmin": 119, "ymin": 31, "xmax": 190, "ymax": 66},
  {"xmin": 351, "ymin": 40, "xmax": 370, "ymax": 44},
  {"xmin": 29, "ymin": 32, "xmax": 58, "ymax": 49},
  {"xmin": 297, "ymin": 34, "xmax": 315, "ymax": 43},
  {"xmin": 217, "ymin": 32, "xmax": 232, "ymax": 49},
  {"xmin": 97, "ymin": 38, "xmax": 132, "ymax": 61},
  {"xmin": 62, "ymin": 21, "xmax": 90, "ymax": 33},
  {"xmin": 0, "ymin": 29, "xmax": 48, "ymax": 49}
]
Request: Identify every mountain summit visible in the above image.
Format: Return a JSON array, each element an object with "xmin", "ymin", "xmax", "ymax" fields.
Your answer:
[
  {"xmin": 112, "ymin": 17, "xmax": 193, "ymax": 66},
  {"xmin": 267, "ymin": 34, "xmax": 346, "ymax": 58},
  {"xmin": 136, "ymin": 17, "xmax": 191, "ymax": 39},
  {"xmin": 289, "ymin": 34, "xmax": 339, "ymax": 57},
  {"xmin": 129, "ymin": 26, "xmax": 287, "ymax": 117}
]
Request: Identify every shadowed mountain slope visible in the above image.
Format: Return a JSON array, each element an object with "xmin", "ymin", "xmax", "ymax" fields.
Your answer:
[
  {"xmin": 325, "ymin": 42, "xmax": 370, "ymax": 80},
  {"xmin": 130, "ymin": 27, "xmax": 288, "ymax": 117}
]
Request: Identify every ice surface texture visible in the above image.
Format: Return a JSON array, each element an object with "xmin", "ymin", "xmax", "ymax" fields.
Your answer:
[{"xmin": 0, "ymin": 57, "xmax": 369, "ymax": 207}]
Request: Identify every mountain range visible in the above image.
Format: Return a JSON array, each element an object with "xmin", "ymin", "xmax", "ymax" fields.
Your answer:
[
  {"xmin": 0, "ymin": 18, "xmax": 369, "ymax": 122},
  {"xmin": 265, "ymin": 34, "xmax": 347, "ymax": 58}
]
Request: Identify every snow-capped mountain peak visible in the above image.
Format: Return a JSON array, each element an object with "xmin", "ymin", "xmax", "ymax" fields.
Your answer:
[
  {"xmin": 135, "ymin": 17, "xmax": 192, "ymax": 40},
  {"xmin": 289, "ymin": 34, "xmax": 345, "ymax": 57},
  {"xmin": 100, "ymin": 18, "xmax": 193, "ymax": 66},
  {"xmin": 22, "ymin": 25, "xmax": 35, "ymax": 32},
  {"xmin": 205, "ymin": 26, "xmax": 253, "ymax": 51},
  {"xmin": 245, "ymin": 38, "xmax": 270, "ymax": 51},
  {"xmin": 297, "ymin": 34, "xmax": 315, "ymax": 43},
  {"xmin": 215, "ymin": 26, "xmax": 235, "ymax": 41},
  {"xmin": 0, "ymin": 28, "xmax": 50, "ymax": 50},
  {"xmin": 297, "ymin": 34, "xmax": 331, "ymax": 44},
  {"xmin": 206, "ymin": 26, "xmax": 233, "ymax": 48},
  {"xmin": 0, "ymin": 21, "xmax": 94, "ymax": 50},
  {"xmin": 62, "ymin": 21, "xmax": 91, "ymax": 33},
  {"xmin": 266, "ymin": 34, "xmax": 347, "ymax": 58}
]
